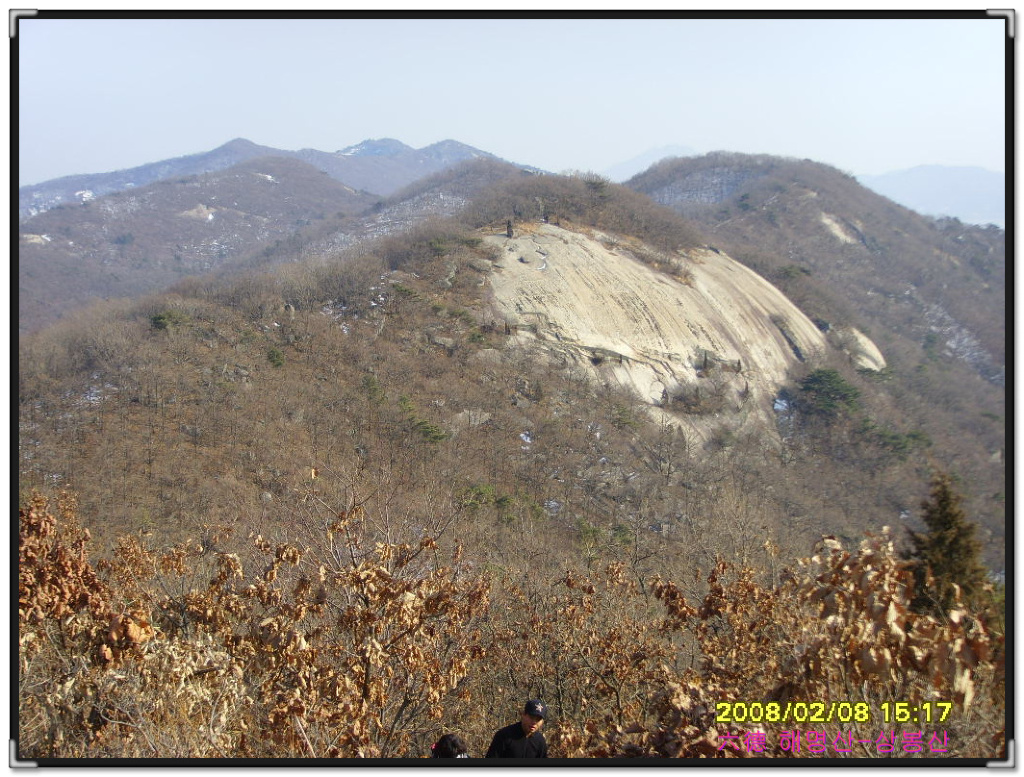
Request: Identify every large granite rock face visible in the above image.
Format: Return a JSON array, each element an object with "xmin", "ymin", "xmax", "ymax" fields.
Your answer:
[{"xmin": 485, "ymin": 223, "xmax": 832, "ymax": 443}]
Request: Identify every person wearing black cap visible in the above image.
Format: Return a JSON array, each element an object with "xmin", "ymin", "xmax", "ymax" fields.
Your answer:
[{"xmin": 485, "ymin": 699, "xmax": 549, "ymax": 758}]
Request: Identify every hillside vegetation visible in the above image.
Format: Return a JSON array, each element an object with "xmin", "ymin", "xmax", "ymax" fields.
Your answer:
[
  {"xmin": 18, "ymin": 168, "xmax": 1005, "ymax": 760},
  {"xmin": 18, "ymin": 156, "xmax": 381, "ymax": 334},
  {"xmin": 628, "ymin": 153, "xmax": 1005, "ymax": 375},
  {"xmin": 628, "ymin": 153, "xmax": 1005, "ymax": 558}
]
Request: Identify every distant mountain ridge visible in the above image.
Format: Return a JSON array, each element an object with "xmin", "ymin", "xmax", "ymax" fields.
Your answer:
[
  {"xmin": 18, "ymin": 153, "xmax": 532, "ymax": 334},
  {"xmin": 18, "ymin": 155, "xmax": 382, "ymax": 333},
  {"xmin": 602, "ymin": 144, "xmax": 697, "ymax": 182},
  {"xmin": 19, "ymin": 137, "xmax": 517, "ymax": 220},
  {"xmin": 856, "ymin": 165, "xmax": 1005, "ymax": 227},
  {"xmin": 19, "ymin": 139, "xmax": 280, "ymax": 219}
]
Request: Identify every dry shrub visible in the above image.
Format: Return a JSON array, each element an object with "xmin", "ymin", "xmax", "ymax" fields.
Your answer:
[
  {"xmin": 19, "ymin": 492, "xmax": 156, "ymax": 757},
  {"xmin": 548, "ymin": 529, "xmax": 1003, "ymax": 758},
  {"xmin": 19, "ymin": 492, "xmax": 491, "ymax": 759},
  {"xmin": 19, "ymin": 493, "xmax": 1002, "ymax": 760}
]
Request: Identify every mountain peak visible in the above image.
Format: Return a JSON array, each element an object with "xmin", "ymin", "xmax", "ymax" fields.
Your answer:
[
  {"xmin": 423, "ymin": 139, "xmax": 476, "ymax": 152},
  {"xmin": 217, "ymin": 137, "xmax": 259, "ymax": 152},
  {"xmin": 419, "ymin": 139, "xmax": 495, "ymax": 165},
  {"xmin": 336, "ymin": 138, "xmax": 413, "ymax": 157}
]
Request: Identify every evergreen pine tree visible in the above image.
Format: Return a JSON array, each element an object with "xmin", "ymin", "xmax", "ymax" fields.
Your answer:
[{"xmin": 906, "ymin": 473, "xmax": 988, "ymax": 615}]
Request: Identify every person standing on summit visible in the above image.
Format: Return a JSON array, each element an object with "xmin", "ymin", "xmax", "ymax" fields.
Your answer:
[{"xmin": 485, "ymin": 699, "xmax": 549, "ymax": 758}]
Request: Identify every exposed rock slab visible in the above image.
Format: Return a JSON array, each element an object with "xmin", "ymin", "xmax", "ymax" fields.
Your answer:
[
  {"xmin": 485, "ymin": 223, "xmax": 829, "ymax": 440},
  {"xmin": 832, "ymin": 326, "xmax": 887, "ymax": 372}
]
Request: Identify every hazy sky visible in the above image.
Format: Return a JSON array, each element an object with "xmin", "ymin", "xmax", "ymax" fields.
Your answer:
[{"xmin": 16, "ymin": 13, "xmax": 1008, "ymax": 187}]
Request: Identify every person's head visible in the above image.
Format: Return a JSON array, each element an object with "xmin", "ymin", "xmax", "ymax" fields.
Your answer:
[
  {"xmin": 520, "ymin": 699, "xmax": 547, "ymax": 736},
  {"xmin": 431, "ymin": 733, "xmax": 468, "ymax": 758}
]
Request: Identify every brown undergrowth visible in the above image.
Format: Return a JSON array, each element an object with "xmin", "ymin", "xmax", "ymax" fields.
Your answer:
[{"xmin": 19, "ymin": 492, "xmax": 1004, "ymax": 760}]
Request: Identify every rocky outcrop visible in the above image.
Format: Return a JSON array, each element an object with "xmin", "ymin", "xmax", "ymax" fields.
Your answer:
[
  {"xmin": 831, "ymin": 327, "xmax": 887, "ymax": 372},
  {"xmin": 647, "ymin": 166, "xmax": 758, "ymax": 209},
  {"xmin": 485, "ymin": 223, "xmax": 829, "ymax": 442}
]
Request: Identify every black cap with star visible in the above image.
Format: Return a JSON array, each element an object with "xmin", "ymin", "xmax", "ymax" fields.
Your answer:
[{"xmin": 524, "ymin": 699, "xmax": 547, "ymax": 719}]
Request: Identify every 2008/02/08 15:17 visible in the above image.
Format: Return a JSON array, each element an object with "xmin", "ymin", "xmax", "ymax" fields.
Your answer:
[{"xmin": 716, "ymin": 701, "xmax": 953, "ymax": 725}]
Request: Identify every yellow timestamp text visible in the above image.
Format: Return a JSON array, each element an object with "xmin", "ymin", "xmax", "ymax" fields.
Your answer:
[{"xmin": 716, "ymin": 701, "xmax": 953, "ymax": 725}]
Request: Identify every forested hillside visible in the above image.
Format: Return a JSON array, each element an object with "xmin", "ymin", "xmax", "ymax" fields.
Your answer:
[
  {"xmin": 18, "ymin": 156, "xmax": 381, "ymax": 334},
  {"xmin": 628, "ymin": 153, "xmax": 1005, "ymax": 562},
  {"xmin": 628, "ymin": 153, "xmax": 1005, "ymax": 380},
  {"xmin": 18, "ymin": 168, "xmax": 1005, "ymax": 760}
]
